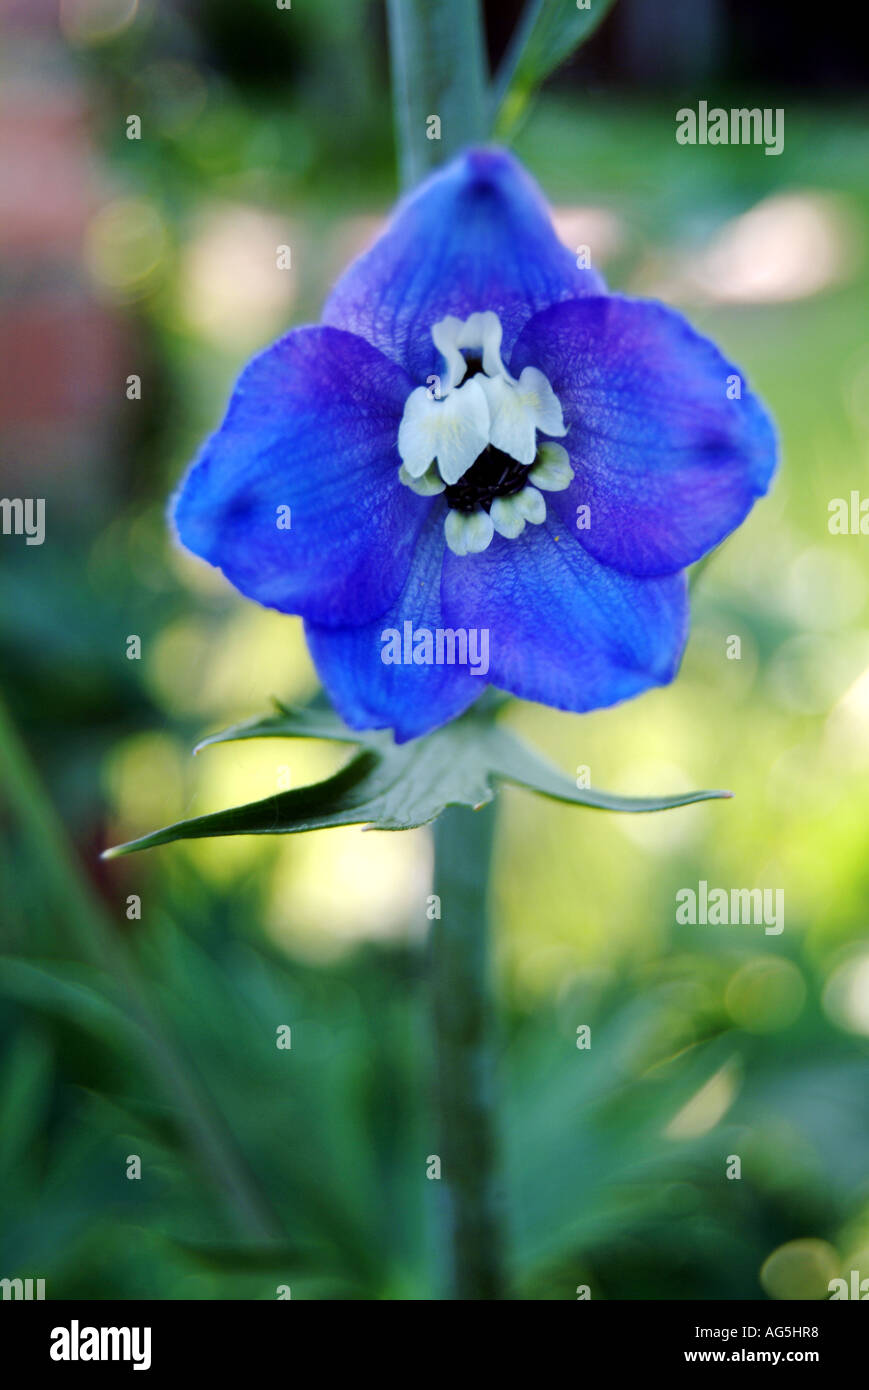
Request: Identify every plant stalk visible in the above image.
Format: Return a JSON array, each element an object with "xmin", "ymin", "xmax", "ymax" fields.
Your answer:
[
  {"xmin": 430, "ymin": 801, "xmax": 506, "ymax": 1299},
  {"xmin": 386, "ymin": 0, "xmax": 489, "ymax": 189}
]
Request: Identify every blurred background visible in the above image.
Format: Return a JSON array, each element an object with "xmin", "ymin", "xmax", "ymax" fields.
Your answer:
[{"xmin": 1, "ymin": 0, "xmax": 868, "ymax": 1300}]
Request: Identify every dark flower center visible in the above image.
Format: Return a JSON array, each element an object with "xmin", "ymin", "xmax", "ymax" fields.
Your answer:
[{"xmin": 444, "ymin": 446, "xmax": 532, "ymax": 514}]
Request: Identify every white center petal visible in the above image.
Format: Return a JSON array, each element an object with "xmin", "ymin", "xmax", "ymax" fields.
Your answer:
[
  {"xmin": 477, "ymin": 373, "xmax": 538, "ymax": 465},
  {"xmin": 397, "ymin": 378, "xmax": 490, "ymax": 484},
  {"xmin": 489, "ymin": 492, "xmax": 527, "ymax": 539},
  {"xmin": 512, "ymin": 366, "xmax": 568, "ymax": 439},
  {"xmin": 398, "ymin": 461, "xmax": 446, "ymax": 496},
  {"xmin": 444, "ymin": 507, "xmax": 495, "ymax": 556},
  {"xmin": 395, "ymin": 309, "xmax": 570, "ymax": 557},
  {"xmin": 515, "ymin": 484, "xmax": 546, "ymax": 524},
  {"xmin": 455, "ymin": 310, "xmax": 508, "ymax": 380},
  {"xmin": 529, "ymin": 441, "xmax": 573, "ymax": 492},
  {"xmin": 431, "ymin": 310, "xmax": 509, "ymax": 392},
  {"xmin": 431, "ymin": 316, "xmax": 470, "ymax": 393}
]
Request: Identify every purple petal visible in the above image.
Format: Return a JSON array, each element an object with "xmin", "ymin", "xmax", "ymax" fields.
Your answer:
[
  {"xmin": 442, "ymin": 519, "xmax": 688, "ymax": 712},
  {"xmin": 173, "ymin": 327, "xmax": 426, "ymax": 627},
  {"xmin": 511, "ymin": 296, "xmax": 777, "ymax": 577},
  {"xmin": 323, "ymin": 147, "xmax": 604, "ymax": 383},
  {"xmin": 306, "ymin": 511, "xmax": 481, "ymax": 742}
]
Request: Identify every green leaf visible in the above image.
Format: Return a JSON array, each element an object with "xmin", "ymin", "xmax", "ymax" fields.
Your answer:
[
  {"xmin": 494, "ymin": 0, "xmax": 619, "ymax": 138},
  {"xmin": 0, "ymin": 957, "xmax": 134, "ymax": 1044},
  {"xmin": 193, "ymin": 699, "xmax": 368, "ymax": 754},
  {"xmin": 103, "ymin": 700, "xmax": 730, "ymax": 857},
  {"xmin": 0, "ymin": 1028, "xmax": 54, "ymax": 1177},
  {"xmin": 487, "ymin": 726, "xmax": 732, "ymax": 814},
  {"xmin": 169, "ymin": 1239, "xmax": 322, "ymax": 1274}
]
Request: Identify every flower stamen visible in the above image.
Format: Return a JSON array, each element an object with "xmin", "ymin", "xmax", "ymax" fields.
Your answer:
[{"xmin": 397, "ymin": 311, "xmax": 572, "ymax": 554}]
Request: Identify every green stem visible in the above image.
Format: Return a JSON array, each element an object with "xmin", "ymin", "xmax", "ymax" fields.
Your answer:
[
  {"xmin": 430, "ymin": 801, "xmax": 506, "ymax": 1299},
  {"xmin": 388, "ymin": 0, "xmax": 503, "ymax": 1299},
  {"xmin": 0, "ymin": 692, "xmax": 280, "ymax": 1245},
  {"xmin": 386, "ymin": 0, "xmax": 489, "ymax": 189}
]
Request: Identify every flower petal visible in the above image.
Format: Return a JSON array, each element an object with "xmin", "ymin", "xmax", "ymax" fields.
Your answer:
[
  {"xmin": 515, "ymin": 484, "xmax": 546, "ymax": 524},
  {"xmin": 431, "ymin": 311, "xmax": 507, "ymax": 389},
  {"xmin": 477, "ymin": 374, "xmax": 537, "ymax": 465},
  {"xmin": 173, "ymin": 327, "xmax": 425, "ymax": 627},
  {"xmin": 444, "ymin": 506, "xmax": 495, "ymax": 555},
  {"xmin": 399, "ymin": 462, "xmax": 445, "ymax": 496},
  {"xmin": 443, "ymin": 519, "xmax": 688, "ymax": 713},
  {"xmin": 489, "ymin": 493, "xmax": 527, "ymax": 539},
  {"xmin": 398, "ymin": 378, "xmax": 490, "ymax": 484},
  {"xmin": 529, "ymin": 442, "xmax": 573, "ymax": 491},
  {"xmin": 323, "ymin": 147, "xmax": 604, "ymax": 383},
  {"xmin": 305, "ymin": 511, "xmax": 482, "ymax": 742},
  {"xmin": 510, "ymin": 296, "xmax": 777, "ymax": 577}
]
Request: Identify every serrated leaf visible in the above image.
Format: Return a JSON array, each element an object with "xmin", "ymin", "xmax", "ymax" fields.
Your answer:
[
  {"xmin": 103, "ymin": 700, "xmax": 730, "ymax": 857},
  {"xmin": 193, "ymin": 700, "xmax": 370, "ymax": 754},
  {"xmin": 494, "ymin": 0, "xmax": 619, "ymax": 137},
  {"xmin": 487, "ymin": 726, "xmax": 731, "ymax": 813}
]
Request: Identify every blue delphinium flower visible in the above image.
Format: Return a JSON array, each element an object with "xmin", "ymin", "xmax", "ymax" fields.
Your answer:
[{"xmin": 174, "ymin": 149, "xmax": 776, "ymax": 742}]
